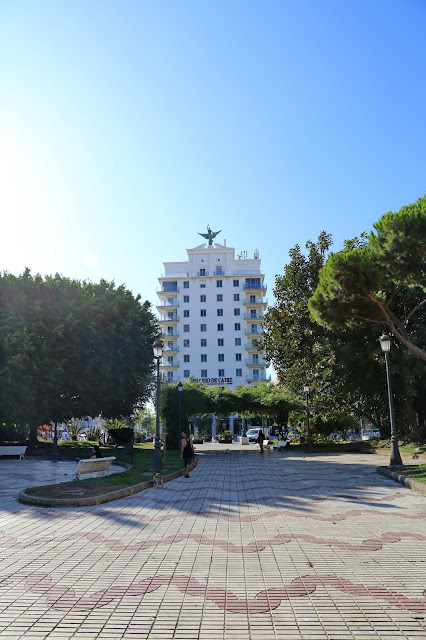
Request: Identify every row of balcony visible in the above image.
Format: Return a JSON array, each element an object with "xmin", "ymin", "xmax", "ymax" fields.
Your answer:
[
  {"xmin": 157, "ymin": 284, "xmax": 267, "ymax": 294},
  {"xmin": 161, "ymin": 358, "xmax": 268, "ymax": 368},
  {"xmin": 159, "ymin": 314, "xmax": 263, "ymax": 323},
  {"xmin": 161, "ymin": 329, "xmax": 263, "ymax": 338},
  {"xmin": 162, "ymin": 341, "xmax": 262, "ymax": 351}
]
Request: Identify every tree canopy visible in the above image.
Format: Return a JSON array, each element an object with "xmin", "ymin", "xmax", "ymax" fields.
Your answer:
[
  {"xmin": 309, "ymin": 195, "xmax": 426, "ymax": 361},
  {"xmin": 0, "ymin": 270, "xmax": 158, "ymax": 442}
]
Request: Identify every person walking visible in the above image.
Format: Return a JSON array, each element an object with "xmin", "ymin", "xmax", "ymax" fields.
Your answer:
[
  {"xmin": 257, "ymin": 429, "xmax": 264, "ymax": 453},
  {"xmin": 181, "ymin": 431, "xmax": 194, "ymax": 478}
]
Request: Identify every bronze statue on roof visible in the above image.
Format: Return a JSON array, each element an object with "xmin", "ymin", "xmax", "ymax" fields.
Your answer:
[{"xmin": 198, "ymin": 225, "xmax": 221, "ymax": 246}]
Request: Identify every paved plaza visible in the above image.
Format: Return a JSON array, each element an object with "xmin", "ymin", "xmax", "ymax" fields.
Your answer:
[{"xmin": 0, "ymin": 445, "xmax": 425, "ymax": 639}]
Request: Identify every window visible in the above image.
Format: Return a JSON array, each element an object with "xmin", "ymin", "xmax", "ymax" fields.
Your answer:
[
  {"xmin": 201, "ymin": 354, "xmax": 207, "ymax": 362},
  {"xmin": 217, "ymin": 280, "xmax": 222, "ymax": 288},
  {"xmin": 200, "ymin": 324, "xmax": 207, "ymax": 332},
  {"xmin": 201, "ymin": 369, "xmax": 207, "ymax": 378},
  {"xmin": 218, "ymin": 369, "xmax": 225, "ymax": 377},
  {"xmin": 218, "ymin": 338, "xmax": 224, "ymax": 346},
  {"xmin": 167, "ymin": 371, "xmax": 174, "ymax": 381},
  {"xmin": 250, "ymin": 294, "xmax": 256, "ymax": 303},
  {"xmin": 183, "ymin": 295, "xmax": 189, "ymax": 303},
  {"xmin": 217, "ymin": 323, "xmax": 223, "ymax": 331},
  {"xmin": 235, "ymin": 338, "xmax": 241, "ymax": 346},
  {"xmin": 200, "ymin": 309, "xmax": 206, "ymax": 317},
  {"xmin": 235, "ymin": 353, "xmax": 242, "ymax": 361},
  {"xmin": 184, "ymin": 339, "xmax": 190, "ymax": 347},
  {"xmin": 184, "ymin": 324, "xmax": 189, "ymax": 332},
  {"xmin": 167, "ymin": 326, "xmax": 173, "ymax": 335},
  {"xmin": 200, "ymin": 282, "xmax": 206, "ymax": 288},
  {"xmin": 167, "ymin": 311, "xmax": 174, "ymax": 320},
  {"xmin": 233, "ymin": 279, "xmax": 239, "ymax": 287},
  {"xmin": 217, "ymin": 294, "xmax": 223, "ymax": 301},
  {"xmin": 253, "ymin": 369, "xmax": 260, "ymax": 379},
  {"xmin": 218, "ymin": 354, "xmax": 224, "ymax": 361},
  {"xmin": 183, "ymin": 281, "xmax": 189, "ymax": 288},
  {"xmin": 167, "ymin": 356, "xmax": 174, "ymax": 364},
  {"xmin": 200, "ymin": 295, "xmax": 206, "ymax": 302},
  {"xmin": 184, "ymin": 309, "xmax": 189, "ymax": 317},
  {"xmin": 167, "ymin": 297, "xmax": 174, "ymax": 305},
  {"xmin": 250, "ymin": 309, "xmax": 257, "ymax": 317},
  {"xmin": 234, "ymin": 308, "xmax": 240, "ymax": 316},
  {"xmin": 252, "ymin": 354, "xmax": 259, "ymax": 363},
  {"xmin": 199, "ymin": 268, "xmax": 206, "ymax": 276},
  {"xmin": 163, "ymin": 281, "xmax": 177, "ymax": 292},
  {"xmin": 217, "ymin": 309, "xmax": 223, "ymax": 316},
  {"xmin": 236, "ymin": 368, "xmax": 242, "ymax": 377},
  {"xmin": 251, "ymin": 323, "xmax": 258, "ymax": 333},
  {"xmin": 215, "ymin": 265, "xmax": 223, "ymax": 275},
  {"xmin": 245, "ymin": 278, "xmax": 261, "ymax": 289},
  {"xmin": 184, "ymin": 354, "xmax": 190, "ymax": 363},
  {"xmin": 167, "ymin": 341, "xmax": 174, "ymax": 349},
  {"xmin": 234, "ymin": 293, "xmax": 240, "ymax": 301},
  {"xmin": 184, "ymin": 370, "xmax": 190, "ymax": 378},
  {"xmin": 234, "ymin": 323, "xmax": 241, "ymax": 331}
]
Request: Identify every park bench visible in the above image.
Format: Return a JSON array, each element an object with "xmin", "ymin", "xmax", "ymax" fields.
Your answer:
[
  {"xmin": 0, "ymin": 446, "xmax": 27, "ymax": 460},
  {"xmin": 74, "ymin": 456, "xmax": 116, "ymax": 480}
]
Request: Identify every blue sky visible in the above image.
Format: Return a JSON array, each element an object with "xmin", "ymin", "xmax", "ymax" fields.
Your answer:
[{"xmin": 1, "ymin": 0, "xmax": 425, "ymax": 310}]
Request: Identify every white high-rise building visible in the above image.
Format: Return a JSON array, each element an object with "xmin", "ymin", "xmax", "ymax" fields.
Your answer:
[{"xmin": 157, "ymin": 232, "xmax": 270, "ymax": 389}]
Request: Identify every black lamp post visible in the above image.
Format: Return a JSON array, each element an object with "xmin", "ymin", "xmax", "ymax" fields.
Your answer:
[
  {"xmin": 177, "ymin": 381, "xmax": 183, "ymax": 443},
  {"xmin": 303, "ymin": 384, "xmax": 311, "ymax": 451},
  {"xmin": 153, "ymin": 339, "xmax": 163, "ymax": 470},
  {"xmin": 379, "ymin": 334, "xmax": 402, "ymax": 466}
]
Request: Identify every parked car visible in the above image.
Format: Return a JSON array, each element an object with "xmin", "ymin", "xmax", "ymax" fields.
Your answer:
[{"xmin": 246, "ymin": 428, "xmax": 263, "ymax": 442}]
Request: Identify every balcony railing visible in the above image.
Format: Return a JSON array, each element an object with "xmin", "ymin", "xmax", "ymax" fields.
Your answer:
[
  {"xmin": 162, "ymin": 360, "xmax": 180, "ymax": 368},
  {"xmin": 162, "ymin": 330, "xmax": 179, "ymax": 337},
  {"xmin": 247, "ymin": 374, "xmax": 271, "ymax": 382},
  {"xmin": 245, "ymin": 329, "xmax": 262, "ymax": 335},
  {"xmin": 245, "ymin": 342, "xmax": 263, "ymax": 349},
  {"xmin": 246, "ymin": 358, "xmax": 269, "ymax": 366},
  {"xmin": 157, "ymin": 286, "xmax": 179, "ymax": 294},
  {"xmin": 244, "ymin": 313, "xmax": 263, "ymax": 320},
  {"xmin": 163, "ymin": 346, "xmax": 179, "ymax": 352},
  {"xmin": 243, "ymin": 298, "xmax": 268, "ymax": 305},
  {"xmin": 196, "ymin": 270, "xmax": 209, "ymax": 276},
  {"xmin": 157, "ymin": 301, "xmax": 180, "ymax": 310},
  {"xmin": 243, "ymin": 283, "xmax": 267, "ymax": 291},
  {"xmin": 159, "ymin": 315, "xmax": 179, "ymax": 322}
]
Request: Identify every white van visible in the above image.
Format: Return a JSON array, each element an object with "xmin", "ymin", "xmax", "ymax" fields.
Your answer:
[{"xmin": 246, "ymin": 427, "xmax": 269, "ymax": 442}]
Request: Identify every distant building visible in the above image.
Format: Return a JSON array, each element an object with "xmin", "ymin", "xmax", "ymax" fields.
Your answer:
[{"xmin": 156, "ymin": 232, "xmax": 270, "ymax": 394}]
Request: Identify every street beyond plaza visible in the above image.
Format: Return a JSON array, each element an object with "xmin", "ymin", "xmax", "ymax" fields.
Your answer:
[{"xmin": 0, "ymin": 444, "xmax": 425, "ymax": 640}]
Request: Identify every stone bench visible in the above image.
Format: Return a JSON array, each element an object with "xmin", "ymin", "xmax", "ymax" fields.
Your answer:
[
  {"xmin": 0, "ymin": 446, "xmax": 27, "ymax": 460},
  {"xmin": 74, "ymin": 456, "xmax": 116, "ymax": 480}
]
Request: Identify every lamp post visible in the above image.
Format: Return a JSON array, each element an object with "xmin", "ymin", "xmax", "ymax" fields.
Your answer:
[
  {"xmin": 379, "ymin": 334, "xmax": 402, "ymax": 466},
  {"xmin": 303, "ymin": 384, "xmax": 311, "ymax": 451},
  {"xmin": 153, "ymin": 339, "xmax": 163, "ymax": 470},
  {"xmin": 177, "ymin": 381, "xmax": 183, "ymax": 444}
]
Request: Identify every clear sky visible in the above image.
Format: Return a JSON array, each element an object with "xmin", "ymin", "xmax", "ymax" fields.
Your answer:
[{"xmin": 1, "ymin": 0, "xmax": 425, "ymax": 311}]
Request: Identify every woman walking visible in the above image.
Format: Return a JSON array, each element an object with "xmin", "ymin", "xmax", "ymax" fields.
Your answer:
[{"xmin": 181, "ymin": 431, "xmax": 194, "ymax": 478}]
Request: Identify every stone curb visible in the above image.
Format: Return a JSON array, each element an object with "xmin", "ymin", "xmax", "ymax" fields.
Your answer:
[
  {"xmin": 377, "ymin": 466, "xmax": 426, "ymax": 497},
  {"xmin": 18, "ymin": 465, "xmax": 191, "ymax": 508}
]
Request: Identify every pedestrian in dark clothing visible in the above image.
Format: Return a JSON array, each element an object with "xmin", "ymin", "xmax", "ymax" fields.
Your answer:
[
  {"xmin": 181, "ymin": 432, "xmax": 194, "ymax": 478},
  {"xmin": 257, "ymin": 429, "xmax": 264, "ymax": 453}
]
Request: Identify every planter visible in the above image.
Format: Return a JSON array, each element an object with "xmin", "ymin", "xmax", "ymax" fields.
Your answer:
[{"xmin": 193, "ymin": 439, "xmax": 203, "ymax": 444}]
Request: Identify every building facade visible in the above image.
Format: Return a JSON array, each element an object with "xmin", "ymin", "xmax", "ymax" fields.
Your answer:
[{"xmin": 157, "ymin": 234, "xmax": 270, "ymax": 390}]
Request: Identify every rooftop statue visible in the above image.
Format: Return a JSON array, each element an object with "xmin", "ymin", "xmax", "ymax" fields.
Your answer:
[{"xmin": 198, "ymin": 225, "xmax": 222, "ymax": 246}]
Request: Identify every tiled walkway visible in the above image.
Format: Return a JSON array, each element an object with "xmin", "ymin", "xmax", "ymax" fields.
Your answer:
[{"xmin": 0, "ymin": 445, "xmax": 425, "ymax": 639}]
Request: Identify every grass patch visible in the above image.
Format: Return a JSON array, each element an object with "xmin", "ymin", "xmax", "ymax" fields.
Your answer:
[
  {"xmin": 393, "ymin": 464, "xmax": 426, "ymax": 485},
  {"xmin": 25, "ymin": 442, "xmax": 184, "ymax": 499},
  {"xmin": 372, "ymin": 440, "xmax": 426, "ymax": 456}
]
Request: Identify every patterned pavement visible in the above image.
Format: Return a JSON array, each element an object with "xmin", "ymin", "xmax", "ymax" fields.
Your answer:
[{"xmin": 0, "ymin": 444, "xmax": 425, "ymax": 639}]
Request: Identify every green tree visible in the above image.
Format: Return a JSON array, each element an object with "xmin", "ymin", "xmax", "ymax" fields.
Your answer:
[
  {"xmin": 309, "ymin": 195, "xmax": 426, "ymax": 361},
  {"xmin": 0, "ymin": 270, "xmax": 158, "ymax": 443}
]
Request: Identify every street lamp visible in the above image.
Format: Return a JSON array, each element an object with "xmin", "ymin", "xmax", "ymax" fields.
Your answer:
[
  {"xmin": 303, "ymin": 384, "xmax": 311, "ymax": 451},
  {"xmin": 153, "ymin": 339, "xmax": 163, "ymax": 470},
  {"xmin": 379, "ymin": 334, "xmax": 402, "ymax": 466},
  {"xmin": 177, "ymin": 381, "xmax": 183, "ymax": 444}
]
